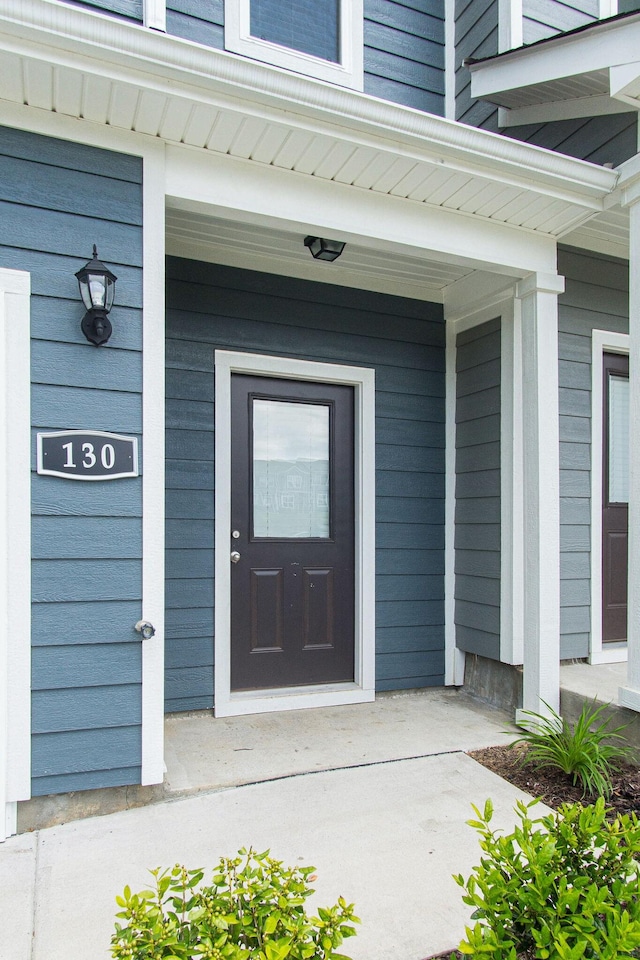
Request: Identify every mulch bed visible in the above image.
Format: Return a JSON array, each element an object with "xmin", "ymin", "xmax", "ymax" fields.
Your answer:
[{"xmin": 467, "ymin": 742, "xmax": 640, "ymax": 817}]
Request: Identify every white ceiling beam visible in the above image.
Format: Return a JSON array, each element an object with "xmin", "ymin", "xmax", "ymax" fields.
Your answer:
[{"xmin": 499, "ymin": 94, "xmax": 635, "ymax": 127}]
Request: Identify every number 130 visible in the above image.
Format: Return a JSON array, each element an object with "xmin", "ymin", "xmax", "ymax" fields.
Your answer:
[{"xmin": 62, "ymin": 441, "xmax": 116, "ymax": 470}]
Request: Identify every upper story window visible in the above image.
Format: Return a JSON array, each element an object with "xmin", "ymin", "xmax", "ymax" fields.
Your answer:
[{"xmin": 224, "ymin": 0, "xmax": 363, "ymax": 89}]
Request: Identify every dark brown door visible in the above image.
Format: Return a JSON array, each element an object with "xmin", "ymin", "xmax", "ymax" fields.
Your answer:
[
  {"xmin": 230, "ymin": 374, "xmax": 355, "ymax": 691},
  {"xmin": 602, "ymin": 352, "xmax": 629, "ymax": 642}
]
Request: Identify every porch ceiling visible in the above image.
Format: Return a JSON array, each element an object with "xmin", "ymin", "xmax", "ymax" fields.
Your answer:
[
  {"xmin": 0, "ymin": 0, "xmax": 620, "ymax": 258},
  {"xmin": 166, "ymin": 209, "xmax": 476, "ymax": 301}
]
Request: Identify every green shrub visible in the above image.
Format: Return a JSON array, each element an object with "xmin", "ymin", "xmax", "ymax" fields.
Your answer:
[
  {"xmin": 510, "ymin": 700, "xmax": 631, "ymax": 798},
  {"xmin": 454, "ymin": 798, "xmax": 640, "ymax": 960},
  {"xmin": 111, "ymin": 847, "xmax": 359, "ymax": 960}
]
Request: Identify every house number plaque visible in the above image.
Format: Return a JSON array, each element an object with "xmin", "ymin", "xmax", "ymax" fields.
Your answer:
[{"xmin": 37, "ymin": 430, "xmax": 139, "ymax": 480}]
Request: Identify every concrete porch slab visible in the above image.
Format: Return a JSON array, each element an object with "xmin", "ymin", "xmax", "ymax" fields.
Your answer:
[{"xmin": 163, "ymin": 688, "xmax": 517, "ymax": 796}]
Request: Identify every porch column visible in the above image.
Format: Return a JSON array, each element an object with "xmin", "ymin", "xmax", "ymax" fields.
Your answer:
[
  {"xmin": 620, "ymin": 186, "xmax": 640, "ymax": 710},
  {"xmin": 516, "ymin": 272, "xmax": 564, "ymax": 717}
]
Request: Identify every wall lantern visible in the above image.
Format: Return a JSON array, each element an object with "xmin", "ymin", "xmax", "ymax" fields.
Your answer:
[
  {"xmin": 75, "ymin": 245, "xmax": 117, "ymax": 346},
  {"xmin": 304, "ymin": 236, "xmax": 346, "ymax": 262}
]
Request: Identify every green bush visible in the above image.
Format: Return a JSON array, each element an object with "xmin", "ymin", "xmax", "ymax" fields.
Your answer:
[
  {"xmin": 510, "ymin": 700, "xmax": 631, "ymax": 798},
  {"xmin": 111, "ymin": 847, "xmax": 359, "ymax": 960},
  {"xmin": 454, "ymin": 798, "xmax": 640, "ymax": 960}
]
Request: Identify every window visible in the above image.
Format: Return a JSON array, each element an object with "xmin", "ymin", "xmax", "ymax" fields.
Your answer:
[{"xmin": 224, "ymin": 0, "xmax": 363, "ymax": 89}]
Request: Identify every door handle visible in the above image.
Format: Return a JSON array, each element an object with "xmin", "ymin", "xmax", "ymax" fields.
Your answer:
[{"xmin": 230, "ymin": 550, "xmax": 241, "ymax": 564}]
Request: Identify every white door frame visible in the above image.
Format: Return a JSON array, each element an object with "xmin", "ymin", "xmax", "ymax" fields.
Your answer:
[
  {"xmin": 590, "ymin": 329, "xmax": 630, "ymax": 664},
  {"xmin": 214, "ymin": 350, "xmax": 375, "ymax": 717}
]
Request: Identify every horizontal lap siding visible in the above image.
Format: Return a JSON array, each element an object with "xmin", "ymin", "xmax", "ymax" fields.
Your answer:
[
  {"xmin": 557, "ymin": 246, "xmax": 628, "ymax": 659},
  {"xmin": 165, "ymin": 258, "xmax": 446, "ymax": 709},
  {"xmin": 509, "ymin": 114, "xmax": 638, "ymax": 168},
  {"xmin": 72, "ymin": 0, "xmax": 143, "ymax": 20},
  {"xmin": 166, "ymin": 0, "xmax": 224, "ymax": 47},
  {"xmin": 455, "ymin": 0, "xmax": 498, "ymax": 131},
  {"xmin": 522, "ymin": 0, "xmax": 597, "ymax": 44},
  {"xmin": 0, "ymin": 126, "xmax": 144, "ymax": 796},
  {"xmin": 455, "ymin": 319, "xmax": 501, "ymax": 660},
  {"xmin": 364, "ymin": 0, "xmax": 445, "ymax": 114}
]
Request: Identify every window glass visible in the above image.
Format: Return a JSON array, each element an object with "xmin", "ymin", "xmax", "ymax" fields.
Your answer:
[
  {"xmin": 253, "ymin": 399, "xmax": 330, "ymax": 538},
  {"xmin": 250, "ymin": 0, "xmax": 339, "ymax": 63},
  {"xmin": 609, "ymin": 373, "xmax": 629, "ymax": 503}
]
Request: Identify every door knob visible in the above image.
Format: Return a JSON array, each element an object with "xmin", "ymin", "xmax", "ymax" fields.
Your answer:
[{"xmin": 230, "ymin": 550, "xmax": 241, "ymax": 563}]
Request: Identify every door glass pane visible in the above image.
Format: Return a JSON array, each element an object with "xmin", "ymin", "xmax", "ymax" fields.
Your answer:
[
  {"xmin": 609, "ymin": 374, "xmax": 630, "ymax": 504},
  {"xmin": 253, "ymin": 399, "xmax": 330, "ymax": 538}
]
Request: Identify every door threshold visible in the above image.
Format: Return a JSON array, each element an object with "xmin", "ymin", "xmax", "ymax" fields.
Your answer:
[
  {"xmin": 590, "ymin": 642, "xmax": 627, "ymax": 665},
  {"xmin": 215, "ymin": 682, "xmax": 375, "ymax": 718}
]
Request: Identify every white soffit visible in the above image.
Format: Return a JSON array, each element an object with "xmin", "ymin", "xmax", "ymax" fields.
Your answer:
[
  {"xmin": 0, "ymin": 0, "xmax": 618, "ymax": 242},
  {"xmin": 469, "ymin": 13, "xmax": 640, "ymax": 113},
  {"xmin": 165, "ymin": 210, "xmax": 475, "ymax": 301}
]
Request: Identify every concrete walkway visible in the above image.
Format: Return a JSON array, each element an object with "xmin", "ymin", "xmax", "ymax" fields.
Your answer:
[{"xmin": 2, "ymin": 690, "xmax": 546, "ymax": 960}]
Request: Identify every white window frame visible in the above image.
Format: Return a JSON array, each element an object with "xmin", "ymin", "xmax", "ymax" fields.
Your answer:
[
  {"xmin": 224, "ymin": 0, "xmax": 364, "ymax": 90},
  {"xmin": 214, "ymin": 350, "xmax": 375, "ymax": 717},
  {"xmin": 590, "ymin": 329, "xmax": 629, "ymax": 664}
]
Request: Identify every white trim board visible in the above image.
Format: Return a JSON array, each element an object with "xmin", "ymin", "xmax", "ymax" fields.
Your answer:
[
  {"xmin": 0, "ymin": 268, "xmax": 31, "ymax": 840},
  {"xmin": 140, "ymin": 145, "xmax": 166, "ymax": 784},
  {"xmin": 214, "ymin": 350, "xmax": 375, "ymax": 717},
  {"xmin": 590, "ymin": 329, "xmax": 629, "ymax": 665}
]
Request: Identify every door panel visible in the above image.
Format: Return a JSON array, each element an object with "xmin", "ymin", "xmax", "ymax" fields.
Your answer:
[
  {"xmin": 231, "ymin": 374, "xmax": 355, "ymax": 690},
  {"xmin": 602, "ymin": 352, "xmax": 629, "ymax": 642}
]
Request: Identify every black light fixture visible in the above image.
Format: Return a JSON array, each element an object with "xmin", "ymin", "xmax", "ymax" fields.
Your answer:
[
  {"xmin": 75, "ymin": 245, "xmax": 117, "ymax": 346},
  {"xmin": 304, "ymin": 236, "xmax": 346, "ymax": 262}
]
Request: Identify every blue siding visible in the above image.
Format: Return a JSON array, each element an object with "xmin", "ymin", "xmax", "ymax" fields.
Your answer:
[
  {"xmin": 523, "ymin": 0, "xmax": 597, "ymax": 44},
  {"xmin": 455, "ymin": 319, "xmax": 501, "ymax": 660},
  {"xmin": 165, "ymin": 258, "xmax": 446, "ymax": 711},
  {"xmin": 67, "ymin": 0, "xmax": 143, "ymax": 21},
  {"xmin": 166, "ymin": 0, "xmax": 224, "ymax": 47},
  {"xmin": 455, "ymin": 0, "xmax": 498, "ymax": 130},
  {"xmin": 508, "ymin": 114, "xmax": 638, "ymax": 168},
  {"xmin": 557, "ymin": 246, "xmax": 629, "ymax": 659},
  {"xmin": 0, "ymin": 126, "xmax": 144, "ymax": 797},
  {"xmin": 364, "ymin": 0, "xmax": 445, "ymax": 114}
]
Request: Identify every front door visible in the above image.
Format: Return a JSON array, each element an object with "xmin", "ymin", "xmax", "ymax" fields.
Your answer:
[
  {"xmin": 602, "ymin": 352, "xmax": 629, "ymax": 642},
  {"xmin": 230, "ymin": 374, "xmax": 355, "ymax": 690}
]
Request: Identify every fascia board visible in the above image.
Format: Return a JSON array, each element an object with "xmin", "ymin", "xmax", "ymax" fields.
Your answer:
[
  {"xmin": 470, "ymin": 18, "xmax": 640, "ymax": 100},
  {"xmin": 0, "ymin": 0, "xmax": 618, "ymax": 206}
]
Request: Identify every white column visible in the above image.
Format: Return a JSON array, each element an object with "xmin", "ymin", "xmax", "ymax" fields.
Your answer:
[
  {"xmin": 620, "ymin": 193, "xmax": 640, "ymax": 710},
  {"xmin": 0, "ymin": 269, "xmax": 32, "ymax": 840},
  {"xmin": 515, "ymin": 272, "xmax": 564, "ymax": 718}
]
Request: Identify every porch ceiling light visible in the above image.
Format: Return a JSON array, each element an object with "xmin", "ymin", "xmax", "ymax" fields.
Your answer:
[
  {"xmin": 75, "ymin": 245, "xmax": 117, "ymax": 346},
  {"xmin": 304, "ymin": 236, "xmax": 346, "ymax": 262}
]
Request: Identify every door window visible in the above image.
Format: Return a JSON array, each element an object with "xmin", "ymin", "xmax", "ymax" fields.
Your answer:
[
  {"xmin": 608, "ymin": 374, "xmax": 629, "ymax": 504},
  {"xmin": 252, "ymin": 398, "xmax": 330, "ymax": 539}
]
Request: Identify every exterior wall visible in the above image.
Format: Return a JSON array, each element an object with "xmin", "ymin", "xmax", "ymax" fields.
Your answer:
[
  {"xmin": 455, "ymin": 0, "xmax": 498, "ymax": 130},
  {"xmin": 74, "ymin": 0, "xmax": 143, "ymax": 20},
  {"xmin": 165, "ymin": 257, "xmax": 446, "ymax": 711},
  {"xmin": 164, "ymin": 0, "xmax": 446, "ymax": 115},
  {"xmin": 557, "ymin": 246, "xmax": 628, "ymax": 659},
  {"xmin": 0, "ymin": 125, "xmax": 144, "ymax": 796},
  {"xmin": 509, "ymin": 114, "xmax": 638, "ymax": 168},
  {"xmin": 522, "ymin": 0, "xmax": 598, "ymax": 44},
  {"xmin": 454, "ymin": 318, "xmax": 501, "ymax": 660},
  {"xmin": 363, "ymin": 0, "xmax": 445, "ymax": 114}
]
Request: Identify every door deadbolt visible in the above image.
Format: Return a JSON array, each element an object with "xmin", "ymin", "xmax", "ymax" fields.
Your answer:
[{"xmin": 232, "ymin": 530, "xmax": 240, "ymax": 539}]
